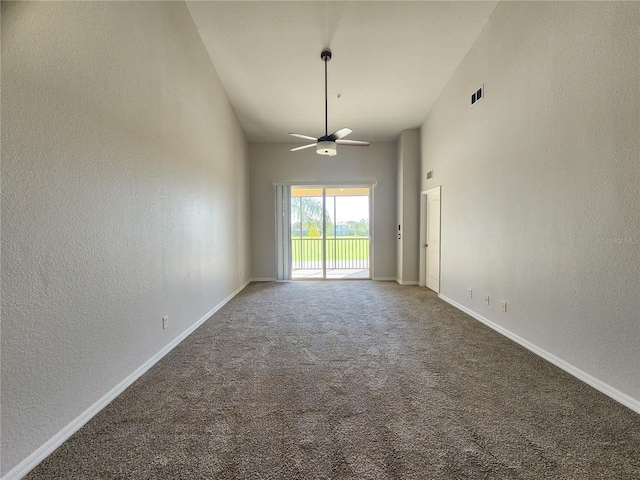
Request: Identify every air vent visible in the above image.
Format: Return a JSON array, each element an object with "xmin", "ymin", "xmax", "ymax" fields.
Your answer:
[{"xmin": 471, "ymin": 85, "xmax": 484, "ymax": 106}]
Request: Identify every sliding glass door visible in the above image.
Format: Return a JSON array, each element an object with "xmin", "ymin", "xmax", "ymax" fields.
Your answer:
[
  {"xmin": 290, "ymin": 187, "xmax": 325, "ymax": 278},
  {"xmin": 291, "ymin": 186, "xmax": 370, "ymax": 280}
]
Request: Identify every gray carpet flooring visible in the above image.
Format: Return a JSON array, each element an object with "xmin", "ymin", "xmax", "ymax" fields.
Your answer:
[{"xmin": 27, "ymin": 281, "xmax": 640, "ymax": 479}]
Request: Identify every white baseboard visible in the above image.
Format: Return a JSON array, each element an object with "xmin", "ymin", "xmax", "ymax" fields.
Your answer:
[
  {"xmin": 250, "ymin": 277, "xmax": 277, "ymax": 282},
  {"xmin": 3, "ymin": 280, "xmax": 251, "ymax": 480},
  {"xmin": 396, "ymin": 279, "xmax": 419, "ymax": 285},
  {"xmin": 373, "ymin": 277, "xmax": 396, "ymax": 281},
  {"xmin": 439, "ymin": 294, "xmax": 640, "ymax": 415}
]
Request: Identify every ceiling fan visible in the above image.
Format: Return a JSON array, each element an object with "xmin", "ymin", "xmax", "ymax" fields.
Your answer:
[{"xmin": 289, "ymin": 50, "xmax": 370, "ymax": 156}]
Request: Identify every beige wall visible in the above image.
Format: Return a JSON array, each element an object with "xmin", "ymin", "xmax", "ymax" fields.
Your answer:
[
  {"xmin": 1, "ymin": 2, "xmax": 250, "ymax": 475},
  {"xmin": 420, "ymin": 1, "xmax": 639, "ymax": 408},
  {"xmin": 249, "ymin": 142, "xmax": 397, "ymax": 280}
]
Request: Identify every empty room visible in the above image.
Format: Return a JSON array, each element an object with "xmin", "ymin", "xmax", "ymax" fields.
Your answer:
[{"xmin": 2, "ymin": 1, "xmax": 638, "ymax": 479}]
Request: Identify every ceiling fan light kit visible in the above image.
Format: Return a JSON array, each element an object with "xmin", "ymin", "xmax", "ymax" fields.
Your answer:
[
  {"xmin": 317, "ymin": 141, "xmax": 337, "ymax": 156},
  {"xmin": 289, "ymin": 49, "xmax": 370, "ymax": 156}
]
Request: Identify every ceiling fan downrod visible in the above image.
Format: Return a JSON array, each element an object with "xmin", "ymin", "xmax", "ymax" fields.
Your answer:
[
  {"xmin": 321, "ymin": 50, "xmax": 331, "ymax": 137},
  {"xmin": 288, "ymin": 49, "xmax": 369, "ymax": 156}
]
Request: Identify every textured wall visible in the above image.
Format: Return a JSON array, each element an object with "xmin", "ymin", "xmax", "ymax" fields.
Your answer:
[
  {"xmin": 1, "ymin": 2, "xmax": 250, "ymax": 475},
  {"xmin": 420, "ymin": 2, "xmax": 639, "ymax": 404},
  {"xmin": 396, "ymin": 130, "xmax": 420, "ymax": 284},
  {"xmin": 248, "ymin": 143, "xmax": 397, "ymax": 280},
  {"xmin": 396, "ymin": 137, "xmax": 404, "ymax": 281}
]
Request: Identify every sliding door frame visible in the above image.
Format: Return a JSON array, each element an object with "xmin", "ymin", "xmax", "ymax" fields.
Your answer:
[{"xmin": 274, "ymin": 180, "xmax": 377, "ymax": 280}]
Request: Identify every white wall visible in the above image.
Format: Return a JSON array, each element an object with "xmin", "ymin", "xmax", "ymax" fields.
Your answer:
[
  {"xmin": 1, "ymin": 2, "xmax": 250, "ymax": 476},
  {"xmin": 420, "ymin": 1, "xmax": 639, "ymax": 408},
  {"xmin": 249, "ymin": 143, "xmax": 397, "ymax": 280}
]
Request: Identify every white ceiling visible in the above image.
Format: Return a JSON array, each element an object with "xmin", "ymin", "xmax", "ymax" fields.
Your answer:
[{"xmin": 186, "ymin": 1, "xmax": 498, "ymax": 143}]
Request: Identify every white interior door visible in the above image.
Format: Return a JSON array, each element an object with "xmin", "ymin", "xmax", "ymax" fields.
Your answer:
[
  {"xmin": 426, "ymin": 189, "xmax": 440, "ymax": 292},
  {"xmin": 423, "ymin": 187, "xmax": 441, "ymax": 292}
]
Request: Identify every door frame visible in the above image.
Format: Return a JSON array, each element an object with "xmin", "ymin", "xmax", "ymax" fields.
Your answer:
[{"xmin": 419, "ymin": 186, "xmax": 441, "ymax": 291}]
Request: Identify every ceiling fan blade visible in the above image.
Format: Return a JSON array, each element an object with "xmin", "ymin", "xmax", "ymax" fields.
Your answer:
[
  {"xmin": 335, "ymin": 139, "xmax": 370, "ymax": 146},
  {"xmin": 327, "ymin": 128, "xmax": 353, "ymax": 141},
  {"xmin": 289, "ymin": 133, "xmax": 318, "ymax": 142},
  {"xmin": 290, "ymin": 143, "xmax": 318, "ymax": 152}
]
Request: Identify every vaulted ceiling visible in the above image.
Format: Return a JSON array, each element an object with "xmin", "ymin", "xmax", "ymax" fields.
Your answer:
[{"xmin": 186, "ymin": 1, "xmax": 498, "ymax": 143}]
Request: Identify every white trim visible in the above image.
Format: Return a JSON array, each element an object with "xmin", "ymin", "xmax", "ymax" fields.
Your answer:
[
  {"xmin": 439, "ymin": 294, "xmax": 640, "ymax": 415},
  {"xmin": 419, "ymin": 193, "xmax": 427, "ymax": 287},
  {"xmin": 3, "ymin": 280, "xmax": 251, "ymax": 480},
  {"xmin": 373, "ymin": 277, "xmax": 397, "ymax": 282},
  {"xmin": 396, "ymin": 279, "xmax": 419, "ymax": 285},
  {"xmin": 250, "ymin": 277, "xmax": 277, "ymax": 282},
  {"xmin": 369, "ymin": 186, "xmax": 375, "ymax": 280}
]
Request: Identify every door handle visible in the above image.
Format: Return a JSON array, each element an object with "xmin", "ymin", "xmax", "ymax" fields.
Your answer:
[{"xmin": 423, "ymin": 244, "xmax": 428, "ymax": 247}]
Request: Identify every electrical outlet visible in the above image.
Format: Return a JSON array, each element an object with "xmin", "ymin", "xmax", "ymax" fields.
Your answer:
[
  {"xmin": 484, "ymin": 296, "xmax": 490, "ymax": 305},
  {"xmin": 468, "ymin": 289, "xmax": 473, "ymax": 298},
  {"xmin": 162, "ymin": 316, "xmax": 169, "ymax": 329},
  {"xmin": 501, "ymin": 302, "xmax": 507, "ymax": 313}
]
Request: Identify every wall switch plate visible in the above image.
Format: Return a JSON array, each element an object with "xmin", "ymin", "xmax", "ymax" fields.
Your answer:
[
  {"xmin": 162, "ymin": 316, "xmax": 169, "ymax": 329},
  {"xmin": 501, "ymin": 302, "xmax": 507, "ymax": 312},
  {"xmin": 468, "ymin": 289, "xmax": 473, "ymax": 298},
  {"xmin": 484, "ymin": 296, "xmax": 490, "ymax": 305}
]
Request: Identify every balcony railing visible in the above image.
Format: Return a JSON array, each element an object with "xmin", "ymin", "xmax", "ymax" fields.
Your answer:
[{"xmin": 291, "ymin": 237, "xmax": 369, "ymax": 270}]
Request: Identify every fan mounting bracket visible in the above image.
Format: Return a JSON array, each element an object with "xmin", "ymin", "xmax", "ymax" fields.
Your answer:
[{"xmin": 321, "ymin": 50, "xmax": 332, "ymax": 62}]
